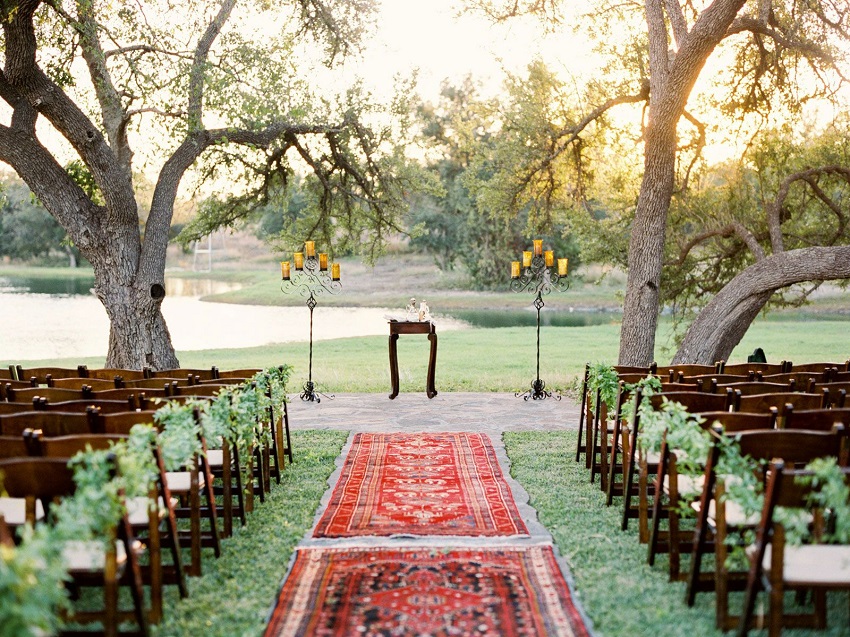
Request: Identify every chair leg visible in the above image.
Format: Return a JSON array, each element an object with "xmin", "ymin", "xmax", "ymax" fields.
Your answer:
[
  {"xmin": 648, "ymin": 448, "xmax": 668, "ymax": 566},
  {"xmin": 282, "ymin": 401, "xmax": 293, "ymax": 464},
  {"xmin": 575, "ymin": 363, "xmax": 589, "ymax": 463}
]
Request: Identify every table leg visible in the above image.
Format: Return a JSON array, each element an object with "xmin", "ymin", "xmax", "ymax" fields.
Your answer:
[
  {"xmin": 426, "ymin": 332, "xmax": 438, "ymax": 399},
  {"xmin": 389, "ymin": 333, "xmax": 400, "ymax": 399}
]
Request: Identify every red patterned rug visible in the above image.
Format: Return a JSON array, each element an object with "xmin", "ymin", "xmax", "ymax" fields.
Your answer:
[
  {"xmin": 313, "ymin": 432, "xmax": 528, "ymax": 537},
  {"xmin": 264, "ymin": 546, "xmax": 589, "ymax": 637}
]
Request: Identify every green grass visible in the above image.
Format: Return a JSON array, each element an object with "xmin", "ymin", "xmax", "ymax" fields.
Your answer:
[
  {"xmin": 504, "ymin": 431, "xmax": 850, "ymax": 637},
  {"xmin": 151, "ymin": 429, "xmax": 347, "ymax": 637},
  {"xmin": 11, "ymin": 318, "xmax": 850, "ymax": 394}
]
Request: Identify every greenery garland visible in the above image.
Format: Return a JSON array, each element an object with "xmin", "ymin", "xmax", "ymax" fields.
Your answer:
[
  {"xmin": 586, "ymin": 363, "xmax": 620, "ymax": 414},
  {"xmin": 0, "ymin": 365, "xmax": 291, "ymax": 637}
]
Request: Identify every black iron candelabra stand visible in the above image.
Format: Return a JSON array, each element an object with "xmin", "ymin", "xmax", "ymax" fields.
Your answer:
[
  {"xmin": 511, "ymin": 252, "xmax": 569, "ymax": 400},
  {"xmin": 281, "ymin": 255, "xmax": 341, "ymax": 403}
]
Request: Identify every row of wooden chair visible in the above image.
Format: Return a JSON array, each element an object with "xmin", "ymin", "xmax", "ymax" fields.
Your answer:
[
  {"xmin": 0, "ymin": 367, "xmax": 293, "ymax": 635},
  {"xmin": 4, "ymin": 364, "xmax": 261, "ymax": 384},
  {"xmin": 574, "ymin": 360, "xmax": 850, "ymax": 635}
]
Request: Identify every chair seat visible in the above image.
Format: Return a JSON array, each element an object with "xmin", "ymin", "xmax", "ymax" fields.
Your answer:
[
  {"xmin": 0, "ymin": 497, "xmax": 45, "ymax": 526},
  {"xmin": 63, "ymin": 539, "xmax": 127, "ymax": 573},
  {"xmin": 206, "ymin": 449, "xmax": 223, "ymax": 467},
  {"xmin": 762, "ymin": 544, "xmax": 850, "ymax": 586},
  {"xmin": 165, "ymin": 471, "xmax": 205, "ymax": 494},
  {"xmin": 693, "ymin": 498, "xmax": 759, "ymax": 528},
  {"xmin": 125, "ymin": 496, "xmax": 168, "ymax": 526},
  {"xmin": 664, "ymin": 473, "xmax": 704, "ymax": 497}
]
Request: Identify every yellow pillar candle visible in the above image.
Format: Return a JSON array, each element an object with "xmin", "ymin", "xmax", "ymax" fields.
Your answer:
[
  {"xmin": 304, "ymin": 240, "xmax": 316, "ymax": 257},
  {"xmin": 331, "ymin": 263, "xmax": 341, "ymax": 281},
  {"xmin": 558, "ymin": 258, "xmax": 568, "ymax": 276},
  {"xmin": 522, "ymin": 251, "xmax": 532, "ymax": 267},
  {"xmin": 544, "ymin": 250, "xmax": 554, "ymax": 267},
  {"xmin": 511, "ymin": 261, "xmax": 520, "ymax": 279},
  {"xmin": 533, "ymin": 239, "xmax": 543, "ymax": 256},
  {"xmin": 294, "ymin": 252, "xmax": 304, "ymax": 270},
  {"xmin": 281, "ymin": 261, "xmax": 291, "ymax": 280},
  {"xmin": 319, "ymin": 253, "xmax": 328, "ymax": 271}
]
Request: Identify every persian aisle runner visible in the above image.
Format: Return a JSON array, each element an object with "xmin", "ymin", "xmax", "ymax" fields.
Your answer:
[
  {"xmin": 265, "ymin": 432, "xmax": 590, "ymax": 637},
  {"xmin": 313, "ymin": 432, "xmax": 528, "ymax": 538}
]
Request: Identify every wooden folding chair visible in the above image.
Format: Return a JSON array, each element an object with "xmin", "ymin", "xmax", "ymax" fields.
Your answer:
[
  {"xmin": 5, "ymin": 386, "xmax": 94, "ymax": 403},
  {"xmin": 48, "ymin": 377, "xmax": 118, "ymax": 391},
  {"xmin": 648, "ymin": 410, "xmax": 777, "ymax": 581},
  {"xmin": 82, "ymin": 368, "xmax": 148, "ymax": 382},
  {"xmin": 0, "ymin": 456, "xmax": 149, "ymax": 636},
  {"xmin": 27, "ymin": 430, "xmax": 187, "ymax": 624},
  {"xmin": 658, "ymin": 363, "xmax": 722, "ymax": 382},
  {"xmin": 737, "ymin": 460, "xmax": 850, "ymax": 636},
  {"xmin": 684, "ymin": 427, "xmax": 846, "ymax": 629},
  {"xmin": 146, "ymin": 367, "xmax": 217, "ymax": 381},
  {"xmin": 159, "ymin": 408, "xmax": 221, "ymax": 577}
]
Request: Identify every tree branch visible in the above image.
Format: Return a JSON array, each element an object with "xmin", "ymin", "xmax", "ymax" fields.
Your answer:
[
  {"xmin": 187, "ymin": 0, "xmax": 237, "ymax": 131},
  {"xmin": 664, "ymin": 0, "xmax": 689, "ymax": 49}
]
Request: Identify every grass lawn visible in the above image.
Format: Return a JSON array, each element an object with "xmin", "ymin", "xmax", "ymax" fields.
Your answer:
[
  {"xmin": 151, "ymin": 429, "xmax": 348, "ymax": 637},
  {"xmin": 14, "ymin": 318, "xmax": 850, "ymax": 394},
  {"xmin": 504, "ymin": 430, "xmax": 850, "ymax": 637}
]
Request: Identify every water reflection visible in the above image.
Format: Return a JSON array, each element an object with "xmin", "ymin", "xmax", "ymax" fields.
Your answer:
[
  {"xmin": 450, "ymin": 308, "xmax": 617, "ymax": 328},
  {"xmin": 0, "ymin": 274, "xmax": 240, "ymax": 298}
]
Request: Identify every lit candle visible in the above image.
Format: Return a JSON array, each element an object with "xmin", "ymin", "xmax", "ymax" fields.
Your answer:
[
  {"xmin": 331, "ymin": 263, "xmax": 340, "ymax": 281},
  {"xmin": 544, "ymin": 250, "xmax": 554, "ymax": 267},
  {"xmin": 533, "ymin": 239, "xmax": 543, "ymax": 256},
  {"xmin": 294, "ymin": 252, "xmax": 304, "ymax": 270},
  {"xmin": 511, "ymin": 261, "xmax": 520, "ymax": 279},
  {"xmin": 281, "ymin": 261, "xmax": 291, "ymax": 280},
  {"xmin": 522, "ymin": 251, "xmax": 532, "ymax": 268},
  {"xmin": 558, "ymin": 258, "xmax": 568, "ymax": 276},
  {"xmin": 319, "ymin": 253, "xmax": 328, "ymax": 271},
  {"xmin": 304, "ymin": 240, "xmax": 316, "ymax": 257}
]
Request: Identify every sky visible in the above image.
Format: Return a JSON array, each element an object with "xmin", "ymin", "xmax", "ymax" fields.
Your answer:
[{"xmin": 352, "ymin": 0, "xmax": 592, "ymax": 102}]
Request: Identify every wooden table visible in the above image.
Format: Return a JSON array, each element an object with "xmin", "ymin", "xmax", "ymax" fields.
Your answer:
[{"xmin": 388, "ymin": 321, "xmax": 438, "ymax": 399}]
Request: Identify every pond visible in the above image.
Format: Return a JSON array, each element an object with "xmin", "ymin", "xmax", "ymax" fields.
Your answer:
[{"xmin": 0, "ymin": 273, "xmax": 617, "ymax": 360}]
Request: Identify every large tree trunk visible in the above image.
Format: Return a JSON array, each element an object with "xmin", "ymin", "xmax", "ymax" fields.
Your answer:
[
  {"xmin": 618, "ymin": 121, "xmax": 677, "ymax": 365},
  {"xmin": 672, "ymin": 246, "xmax": 850, "ymax": 364}
]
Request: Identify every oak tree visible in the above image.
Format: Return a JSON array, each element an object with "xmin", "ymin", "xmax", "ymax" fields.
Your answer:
[{"xmin": 0, "ymin": 0, "xmax": 415, "ymax": 368}]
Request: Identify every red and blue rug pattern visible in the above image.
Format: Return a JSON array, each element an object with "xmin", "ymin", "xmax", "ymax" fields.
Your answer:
[
  {"xmin": 263, "ymin": 546, "xmax": 589, "ymax": 637},
  {"xmin": 313, "ymin": 432, "xmax": 528, "ymax": 538}
]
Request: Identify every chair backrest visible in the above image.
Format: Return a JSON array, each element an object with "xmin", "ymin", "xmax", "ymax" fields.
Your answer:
[
  {"xmin": 734, "ymin": 391, "xmax": 826, "ymax": 414},
  {"xmin": 147, "ymin": 367, "xmax": 217, "ymax": 381},
  {"xmin": 27, "ymin": 430, "xmax": 127, "ymax": 457},
  {"xmin": 81, "ymin": 367, "xmax": 148, "ymax": 381},
  {"xmin": 659, "ymin": 363, "xmax": 721, "ymax": 381},
  {"xmin": 47, "ymin": 377, "xmax": 117, "ymax": 391},
  {"xmin": 0, "ymin": 367, "xmax": 16, "ymax": 381},
  {"xmin": 215, "ymin": 368, "xmax": 262, "ymax": 380},
  {"xmin": 0, "ymin": 410, "xmax": 99, "ymax": 436},
  {"xmin": 0, "ymin": 434, "xmax": 28, "ymax": 458},
  {"xmin": 35, "ymin": 398, "xmax": 138, "ymax": 414},
  {"xmin": 613, "ymin": 363, "xmax": 659, "ymax": 375},
  {"xmin": 118, "ymin": 378, "xmax": 182, "ymax": 391},
  {"xmin": 719, "ymin": 381, "xmax": 795, "ymax": 397},
  {"xmin": 649, "ymin": 391, "xmax": 731, "ymax": 413},
  {"xmin": 99, "ymin": 410, "xmax": 158, "ymax": 435},
  {"xmin": 782, "ymin": 407, "xmax": 850, "ymax": 431},
  {"xmin": 698, "ymin": 409, "xmax": 778, "ymax": 433},
  {"xmin": 735, "ymin": 427, "xmax": 845, "ymax": 467},
  {"xmin": 758, "ymin": 372, "xmax": 823, "ymax": 391},
  {"xmin": 789, "ymin": 361, "xmax": 849, "ymax": 374},
  {"xmin": 0, "ymin": 385, "xmax": 36, "ymax": 405},
  {"xmin": 5, "ymin": 386, "xmax": 91, "ymax": 403},
  {"xmin": 720, "ymin": 361, "xmax": 789, "ymax": 375},
  {"xmin": 683, "ymin": 374, "xmax": 754, "ymax": 392},
  {"xmin": 0, "ymin": 457, "xmax": 77, "ymax": 518},
  {"xmin": 173, "ymin": 384, "xmax": 229, "ymax": 398},
  {"xmin": 14, "ymin": 366, "xmax": 86, "ymax": 385},
  {"xmin": 89, "ymin": 387, "xmax": 170, "ymax": 406}
]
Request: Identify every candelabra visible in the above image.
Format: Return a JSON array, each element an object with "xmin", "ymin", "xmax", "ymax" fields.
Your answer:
[
  {"xmin": 280, "ymin": 241, "xmax": 341, "ymax": 403},
  {"xmin": 510, "ymin": 239, "xmax": 570, "ymax": 400}
]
